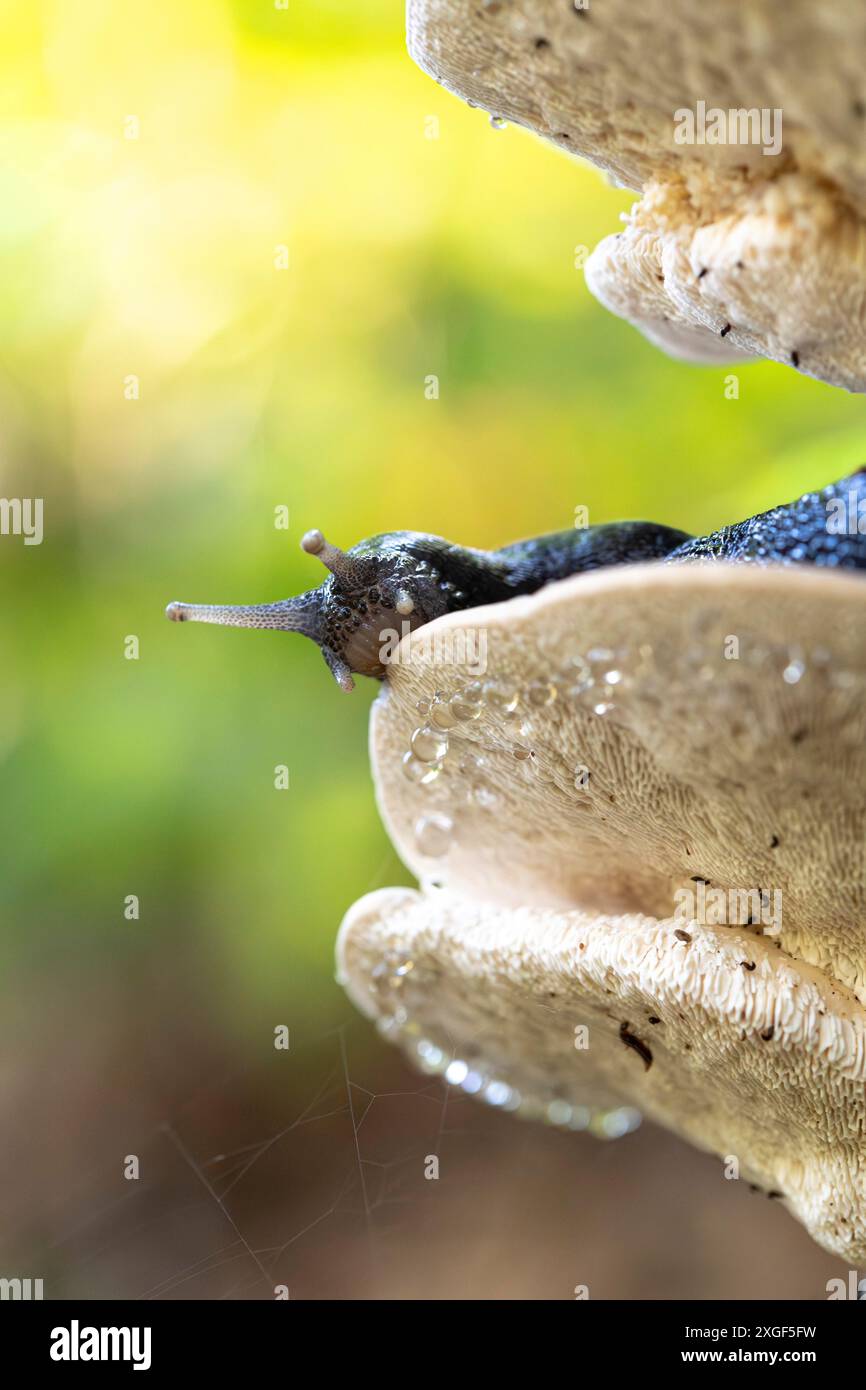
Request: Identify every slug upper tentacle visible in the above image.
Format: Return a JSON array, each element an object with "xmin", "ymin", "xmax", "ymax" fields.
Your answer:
[{"xmin": 165, "ymin": 472, "xmax": 866, "ymax": 690}]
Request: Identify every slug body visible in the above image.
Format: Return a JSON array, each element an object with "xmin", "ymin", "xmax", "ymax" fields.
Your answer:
[
  {"xmin": 667, "ymin": 471, "xmax": 866, "ymax": 568},
  {"xmin": 166, "ymin": 471, "xmax": 866, "ymax": 690}
]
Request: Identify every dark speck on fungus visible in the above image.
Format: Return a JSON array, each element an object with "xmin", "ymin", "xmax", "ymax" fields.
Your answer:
[{"xmin": 619, "ymin": 1021, "xmax": 653, "ymax": 1070}]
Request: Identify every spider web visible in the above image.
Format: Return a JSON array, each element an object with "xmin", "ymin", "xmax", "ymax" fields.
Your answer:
[{"xmin": 20, "ymin": 1014, "xmax": 489, "ymax": 1301}]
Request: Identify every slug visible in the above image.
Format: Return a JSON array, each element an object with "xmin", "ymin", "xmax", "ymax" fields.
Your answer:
[{"xmin": 166, "ymin": 471, "xmax": 866, "ymax": 691}]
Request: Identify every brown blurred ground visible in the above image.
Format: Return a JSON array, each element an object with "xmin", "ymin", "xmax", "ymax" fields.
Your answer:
[{"xmin": 0, "ymin": 946, "xmax": 845, "ymax": 1301}]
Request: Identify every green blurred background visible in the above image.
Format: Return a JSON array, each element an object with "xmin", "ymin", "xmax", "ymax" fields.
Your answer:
[{"xmin": 0, "ymin": 0, "xmax": 862, "ymax": 1298}]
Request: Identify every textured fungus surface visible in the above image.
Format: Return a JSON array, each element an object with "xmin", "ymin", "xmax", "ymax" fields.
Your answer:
[
  {"xmin": 338, "ymin": 563, "xmax": 866, "ymax": 1258},
  {"xmin": 408, "ymin": 0, "xmax": 866, "ymax": 390}
]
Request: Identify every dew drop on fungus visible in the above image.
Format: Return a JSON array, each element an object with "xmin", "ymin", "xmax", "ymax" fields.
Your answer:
[
  {"xmin": 783, "ymin": 658, "xmax": 805, "ymax": 685},
  {"xmin": 430, "ymin": 696, "xmax": 460, "ymax": 730},
  {"xmin": 526, "ymin": 680, "xmax": 558, "ymax": 707},
  {"xmin": 512, "ymin": 742, "xmax": 532, "ymax": 760},
  {"xmin": 483, "ymin": 679, "xmax": 519, "ymax": 713},
  {"xmin": 411, "ymin": 725, "xmax": 449, "ymax": 762},
  {"xmin": 563, "ymin": 656, "xmax": 592, "ymax": 698},
  {"xmin": 414, "ymin": 813, "xmax": 454, "ymax": 858},
  {"xmin": 546, "ymin": 1099, "xmax": 573, "ymax": 1127},
  {"xmin": 402, "ymin": 750, "xmax": 442, "ymax": 784},
  {"xmin": 450, "ymin": 683, "xmax": 484, "ymax": 721}
]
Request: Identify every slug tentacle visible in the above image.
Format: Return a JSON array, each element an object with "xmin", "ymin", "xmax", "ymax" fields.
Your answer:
[
  {"xmin": 166, "ymin": 471, "xmax": 866, "ymax": 691},
  {"xmin": 165, "ymin": 591, "xmax": 324, "ymax": 635}
]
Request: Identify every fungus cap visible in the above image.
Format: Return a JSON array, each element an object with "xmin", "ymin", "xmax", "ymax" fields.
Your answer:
[
  {"xmin": 338, "ymin": 563, "xmax": 866, "ymax": 1259},
  {"xmin": 408, "ymin": 0, "xmax": 866, "ymax": 390}
]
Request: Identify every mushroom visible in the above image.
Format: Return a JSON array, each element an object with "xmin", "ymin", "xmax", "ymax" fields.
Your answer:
[
  {"xmin": 408, "ymin": 0, "xmax": 866, "ymax": 390},
  {"xmin": 337, "ymin": 562, "xmax": 866, "ymax": 1259}
]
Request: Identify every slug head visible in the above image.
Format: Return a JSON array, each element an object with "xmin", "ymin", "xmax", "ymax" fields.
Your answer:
[{"xmin": 165, "ymin": 529, "xmax": 488, "ymax": 691}]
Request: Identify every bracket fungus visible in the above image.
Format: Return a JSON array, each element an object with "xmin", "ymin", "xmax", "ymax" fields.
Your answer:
[
  {"xmin": 167, "ymin": 476, "xmax": 866, "ymax": 1256},
  {"xmin": 407, "ymin": 0, "xmax": 866, "ymax": 390},
  {"xmin": 337, "ymin": 561, "xmax": 866, "ymax": 1260}
]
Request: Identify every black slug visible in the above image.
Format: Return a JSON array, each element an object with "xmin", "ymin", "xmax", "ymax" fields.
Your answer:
[
  {"xmin": 667, "ymin": 470, "xmax": 866, "ymax": 568},
  {"xmin": 166, "ymin": 471, "xmax": 866, "ymax": 690}
]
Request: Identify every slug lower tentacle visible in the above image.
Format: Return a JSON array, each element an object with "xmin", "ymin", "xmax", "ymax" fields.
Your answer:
[{"xmin": 166, "ymin": 471, "xmax": 866, "ymax": 690}]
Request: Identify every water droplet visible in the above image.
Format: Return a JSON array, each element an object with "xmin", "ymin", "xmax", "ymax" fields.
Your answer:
[
  {"xmin": 562, "ymin": 656, "xmax": 593, "ymax": 698},
  {"xmin": 416, "ymin": 697, "xmax": 431, "ymax": 716},
  {"xmin": 461, "ymin": 1069, "xmax": 485, "ymax": 1094},
  {"xmin": 401, "ymin": 750, "xmax": 442, "ymax": 784},
  {"xmin": 483, "ymin": 679, "xmax": 519, "ymax": 713},
  {"xmin": 430, "ymin": 695, "xmax": 460, "ymax": 730},
  {"xmin": 484, "ymin": 1079, "xmax": 512, "ymax": 1106},
  {"xmin": 603, "ymin": 669, "xmax": 622, "ymax": 687},
  {"xmin": 593, "ymin": 701, "xmax": 613, "ymax": 716},
  {"xmin": 411, "ymin": 725, "xmax": 449, "ymax": 762},
  {"xmin": 526, "ymin": 680, "xmax": 557, "ymax": 707},
  {"xmin": 546, "ymin": 1099, "xmax": 573, "ymax": 1127},
  {"xmin": 450, "ymin": 683, "xmax": 484, "ymax": 721},
  {"xmin": 783, "ymin": 659, "xmax": 805, "ymax": 685},
  {"xmin": 445, "ymin": 1059, "xmax": 469, "ymax": 1086},
  {"xmin": 416, "ymin": 1040, "xmax": 447, "ymax": 1073},
  {"xmin": 414, "ymin": 813, "xmax": 454, "ymax": 857},
  {"xmin": 473, "ymin": 784, "xmax": 498, "ymax": 808},
  {"xmin": 596, "ymin": 1106, "xmax": 642, "ymax": 1139},
  {"xmin": 489, "ymin": 114, "xmax": 507, "ymax": 130}
]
